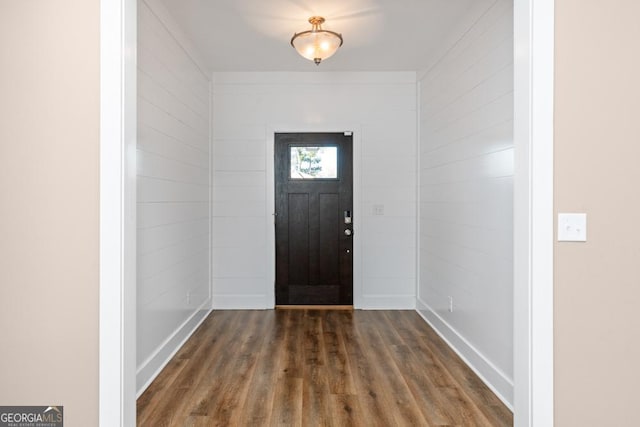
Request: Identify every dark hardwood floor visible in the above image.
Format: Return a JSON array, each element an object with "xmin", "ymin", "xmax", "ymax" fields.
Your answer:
[{"xmin": 137, "ymin": 310, "xmax": 513, "ymax": 426}]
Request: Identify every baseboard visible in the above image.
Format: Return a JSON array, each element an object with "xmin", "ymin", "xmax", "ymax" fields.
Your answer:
[
  {"xmin": 136, "ymin": 302, "xmax": 212, "ymax": 397},
  {"xmin": 275, "ymin": 305, "xmax": 353, "ymax": 310},
  {"xmin": 211, "ymin": 294, "xmax": 270, "ymax": 309},
  {"xmin": 415, "ymin": 297, "xmax": 514, "ymax": 409},
  {"xmin": 360, "ymin": 294, "xmax": 416, "ymax": 309},
  {"xmin": 210, "ymin": 294, "xmax": 416, "ymax": 310}
]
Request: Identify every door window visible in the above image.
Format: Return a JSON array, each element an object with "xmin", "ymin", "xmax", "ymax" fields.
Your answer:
[{"xmin": 290, "ymin": 146, "xmax": 338, "ymax": 179}]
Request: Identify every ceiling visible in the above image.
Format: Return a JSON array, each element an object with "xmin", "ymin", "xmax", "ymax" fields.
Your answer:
[{"xmin": 159, "ymin": 0, "xmax": 496, "ymax": 72}]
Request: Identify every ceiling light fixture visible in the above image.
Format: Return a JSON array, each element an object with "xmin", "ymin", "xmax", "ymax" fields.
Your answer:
[{"xmin": 291, "ymin": 16, "xmax": 343, "ymax": 65}]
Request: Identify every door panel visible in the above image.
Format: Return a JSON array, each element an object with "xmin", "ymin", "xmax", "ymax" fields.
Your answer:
[
  {"xmin": 275, "ymin": 133, "xmax": 353, "ymax": 305},
  {"xmin": 319, "ymin": 193, "xmax": 339, "ymax": 285},
  {"xmin": 288, "ymin": 193, "xmax": 309, "ymax": 286}
]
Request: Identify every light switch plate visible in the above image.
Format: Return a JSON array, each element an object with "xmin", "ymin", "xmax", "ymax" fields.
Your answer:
[
  {"xmin": 372, "ymin": 204, "xmax": 385, "ymax": 216},
  {"xmin": 558, "ymin": 213, "xmax": 587, "ymax": 242}
]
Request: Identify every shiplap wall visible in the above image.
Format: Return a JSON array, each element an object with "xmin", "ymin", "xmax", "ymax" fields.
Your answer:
[
  {"xmin": 136, "ymin": 0, "xmax": 211, "ymax": 393},
  {"xmin": 417, "ymin": 0, "xmax": 514, "ymax": 405},
  {"xmin": 212, "ymin": 72, "xmax": 417, "ymax": 309}
]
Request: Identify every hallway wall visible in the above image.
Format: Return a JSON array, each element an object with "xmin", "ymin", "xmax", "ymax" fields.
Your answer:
[
  {"xmin": 136, "ymin": 0, "xmax": 212, "ymax": 392},
  {"xmin": 416, "ymin": 0, "xmax": 514, "ymax": 406},
  {"xmin": 554, "ymin": 0, "xmax": 640, "ymax": 424},
  {"xmin": 211, "ymin": 72, "xmax": 417, "ymax": 309},
  {"xmin": 0, "ymin": 1, "xmax": 100, "ymax": 425}
]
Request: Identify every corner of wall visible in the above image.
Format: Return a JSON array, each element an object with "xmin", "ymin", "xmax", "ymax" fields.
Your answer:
[
  {"xmin": 415, "ymin": 298, "xmax": 514, "ymax": 409},
  {"xmin": 136, "ymin": 304, "xmax": 212, "ymax": 396}
]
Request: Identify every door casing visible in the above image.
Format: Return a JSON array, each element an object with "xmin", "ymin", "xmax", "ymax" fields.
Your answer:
[
  {"xmin": 99, "ymin": 1, "xmax": 555, "ymax": 424},
  {"xmin": 266, "ymin": 125, "xmax": 363, "ymax": 309},
  {"xmin": 274, "ymin": 132, "xmax": 354, "ymax": 305}
]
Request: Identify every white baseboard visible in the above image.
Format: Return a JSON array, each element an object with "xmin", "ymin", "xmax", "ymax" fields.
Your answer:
[
  {"xmin": 211, "ymin": 294, "xmax": 270, "ymax": 309},
  {"xmin": 136, "ymin": 303, "xmax": 212, "ymax": 397},
  {"xmin": 415, "ymin": 297, "xmax": 514, "ymax": 409},
  {"xmin": 360, "ymin": 294, "xmax": 416, "ymax": 309},
  {"xmin": 209, "ymin": 294, "xmax": 415, "ymax": 310}
]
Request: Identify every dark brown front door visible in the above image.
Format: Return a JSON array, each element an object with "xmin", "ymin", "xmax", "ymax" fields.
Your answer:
[{"xmin": 275, "ymin": 132, "xmax": 353, "ymax": 305}]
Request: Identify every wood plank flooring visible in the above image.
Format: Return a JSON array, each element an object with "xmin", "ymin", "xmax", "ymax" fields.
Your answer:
[{"xmin": 137, "ymin": 310, "xmax": 513, "ymax": 426}]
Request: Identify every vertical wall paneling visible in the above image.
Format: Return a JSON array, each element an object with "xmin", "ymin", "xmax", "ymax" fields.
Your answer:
[
  {"xmin": 416, "ymin": 0, "xmax": 514, "ymax": 406},
  {"xmin": 136, "ymin": 0, "xmax": 212, "ymax": 394},
  {"xmin": 212, "ymin": 72, "xmax": 417, "ymax": 309}
]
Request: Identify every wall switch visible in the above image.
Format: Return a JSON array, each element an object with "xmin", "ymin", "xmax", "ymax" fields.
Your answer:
[
  {"xmin": 448, "ymin": 296, "xmax": 453, "ymax": 312},
  {"xmin": 373, "ymin": 204, "xmax": 385, "ymax": 216},
  {"xmin": 558, "ymin": 213, "xmax": 587, "ymax": 242}
]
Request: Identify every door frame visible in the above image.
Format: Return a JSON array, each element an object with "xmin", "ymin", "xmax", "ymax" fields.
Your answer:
[
  {"xmin": 266, "ymin": 125, "xmax": 363, "ymax": 308},
  {"xmin": 513, "ymin": 0, "xmax": 555, "ymax": 425},
  {"xmin": 99, "ymin": 0, "xmax": 137, "ymax": 425},
  {"xmin": 99, "ymin": 1, "xmax": 554, "ymax": 425},
  {"xmin": 273, "ymin": 133, "xmax": 355, "ymax": 306}
]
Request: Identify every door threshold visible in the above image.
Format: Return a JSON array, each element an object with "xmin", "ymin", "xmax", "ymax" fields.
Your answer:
[{"xmin": 275, "ymin": 305, "xmax": 353, "ymax": 310}]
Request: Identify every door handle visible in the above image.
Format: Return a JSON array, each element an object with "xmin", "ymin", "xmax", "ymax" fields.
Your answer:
[{"xmin": 344, "ymin": 229, "xmax": 352, "ymax": 236}]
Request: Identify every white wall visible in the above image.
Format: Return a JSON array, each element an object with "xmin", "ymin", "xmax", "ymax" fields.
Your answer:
[
  {"xmin": 136, "ymin": 0, "xmax": 211, "ymax": 393},
  {"xmin": 1, "ymin": 1, "xmax": 100, "ymax": 424},
  {"xmin": 212, "ymin": 72, "xmax": 417, "ymax": 309},
  {"xmin": 416, "ymin": 0, "xmax": 514, "ymax": 406}
]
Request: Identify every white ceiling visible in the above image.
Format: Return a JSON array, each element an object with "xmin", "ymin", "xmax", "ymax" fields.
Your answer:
[{"xmin": 159, "ymin": 0, "xmax": 496, "ymax": 72}]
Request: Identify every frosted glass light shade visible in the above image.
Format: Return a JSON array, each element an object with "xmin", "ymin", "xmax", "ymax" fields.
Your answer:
[{"xmin": 291, "ymin": 17, "xmax": 343, "ymax": 65}]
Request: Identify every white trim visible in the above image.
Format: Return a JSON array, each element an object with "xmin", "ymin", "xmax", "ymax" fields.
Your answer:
[
  {"xmin": 211, "ymin": 294, "xmax": 271, "ymax": 309},
  {"xmin": 209, "ymin": 79, "xmax": 214, "ymax": 309},
  {"xmin": 136, "ymin": 305, "xmax": 212, "ymax": 396},
  {"xmin": 361, "ymin": 295, "xmax": 416, "ymax": 310},
  {"xmin": 355, "ymin": 296, "xmax": 416, "ymax": 310},
  {"xmin": 266, "ymin": 128, "xmax": 276, "ymax": 308},
  {"xmin": 513, "ymin": 0, "xmax": 555, "ymax": 426},
  {"xmin": 416, "ymin": 298, "xmax": 514, "ymax": 409},
  {"xmin": 415, "ymin": 79, "xmax": 422, "ymax": 314},
  {"xmin": 99, "ymin": 0, "xmax": 137, "ymax": 426},
  {"xmin": 213, "ymin": 71, "xmax": 416, "ymax": 85},
  {"xmin": 266, "ymin": 125, "xmax": 363, "ymax": 308}
]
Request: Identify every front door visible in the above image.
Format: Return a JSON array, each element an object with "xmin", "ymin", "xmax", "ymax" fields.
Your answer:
[{"xmin": 274, "ymin": 132, "xmax": 353, "ymax": 305}]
